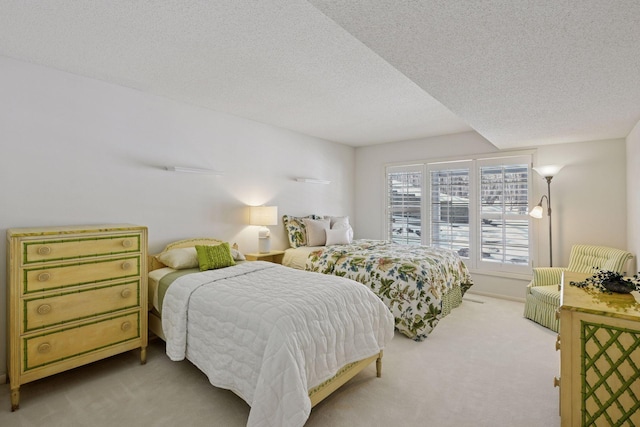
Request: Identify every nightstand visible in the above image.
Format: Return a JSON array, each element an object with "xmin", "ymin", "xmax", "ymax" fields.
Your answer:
[{"xmin": 245, "ymin": 250, "xmax": 285, "ymax": 264}]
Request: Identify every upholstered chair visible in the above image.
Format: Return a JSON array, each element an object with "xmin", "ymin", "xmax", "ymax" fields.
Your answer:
[{"xmin": 524, "ymin": 244, "xmax": 634, "ymax": 332}]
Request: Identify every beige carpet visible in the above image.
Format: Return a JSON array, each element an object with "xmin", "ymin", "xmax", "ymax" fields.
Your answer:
[{"xmin": 0, "ymin": 294, "xmax": 559, "ymax": 427}]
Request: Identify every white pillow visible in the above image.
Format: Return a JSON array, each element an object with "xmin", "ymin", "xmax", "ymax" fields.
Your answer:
[
  {"xmin": 156, "ymin": 247, "xmax": 199, "ymax": 269},
  {"xmin": 231, "ymin": 248, "xmax": 246, "ymax": 261},
  {"xmin": 326, "ymin": 228, "xmax": 351, "ymax": 245},
  {"xmin": 328, "ymin": 216, "xmax": 349, "ymax": 228},
  {"xmin": 326, "ymin": 216, "xmax": 354, "ymax": 242},
  {"xmin": 303, "ymin": 218, "xmax": 330, "ymax": 246},
  {"xmin": 156, "ymin": 245, "xmax": 245, "ymax": 269}
]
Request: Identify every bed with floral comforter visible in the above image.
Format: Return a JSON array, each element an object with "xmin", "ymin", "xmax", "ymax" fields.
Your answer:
[{"xmin": 305, "ymin": 240, "xmax": 473, "ymax": 341}]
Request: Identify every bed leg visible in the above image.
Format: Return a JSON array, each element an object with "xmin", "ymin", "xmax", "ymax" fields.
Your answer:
[{"xmin": 376, "ymin": 351, "xmax": 383, "ymax": 378}]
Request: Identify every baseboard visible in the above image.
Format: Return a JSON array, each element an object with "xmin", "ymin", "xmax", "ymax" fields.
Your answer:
[{"xmin": 466, "ymin": 290, "xmax": 525, "ymax": 303}]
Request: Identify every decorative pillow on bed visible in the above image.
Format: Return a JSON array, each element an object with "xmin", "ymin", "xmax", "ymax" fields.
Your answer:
[
  {"xmin": 303, "ymin": 218, "xmax": 330, "ymax": 246},
  {"xmin": 156, "ymin": 247, "xmax": 200, "ymax": 269},
  {"xmin": 325, "ymin": 227, "xmax": 352, "ymax": 245},
  {"xmin": 231, "ymin": 248, "xmax": 246, "ymax": 261},
  {"xmin": 282, "ymin": 214, "xmax": 322, "ymax": 248},
  {"xmin": 324, "ymin": 215, "xmax": 354, "ymax": 242},
  {"xmin": 157, "ymin": 246, "xmax": 245, "ymax": 269},
  {"xmin": 195, "ymin": 243, "xmax": 236, "ymax": 271},
  {"xmin": 327, "ymin": 216, "xmax": 349, "ymax": 228}
]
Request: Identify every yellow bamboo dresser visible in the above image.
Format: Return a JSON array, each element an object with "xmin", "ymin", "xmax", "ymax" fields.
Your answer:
[
  {"xmin": 557, "ymin": 272, "xmax": 640, "ymax": 426},
  {"xmin": 6, "ymin": 224, "xmax": 148, "ymax": 411}
]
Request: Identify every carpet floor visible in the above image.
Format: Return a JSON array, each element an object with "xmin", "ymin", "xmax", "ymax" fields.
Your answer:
[{"xmin": 0, "ymin": 294, "xmax": 559, "ymax": 427}]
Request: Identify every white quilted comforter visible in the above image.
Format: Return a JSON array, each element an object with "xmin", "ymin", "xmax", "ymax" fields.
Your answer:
[{"xmin": 162, "ymin": 261, "xmax": 394, "ymax": 427}]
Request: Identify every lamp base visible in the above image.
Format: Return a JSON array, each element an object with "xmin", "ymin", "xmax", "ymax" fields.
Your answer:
[{"xmin": 258, "ymin": 237, "xmax": 271, "ymax": 253}]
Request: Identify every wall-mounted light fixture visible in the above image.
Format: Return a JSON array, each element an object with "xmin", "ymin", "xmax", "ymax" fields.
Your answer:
[
  {"xmin": 249, "ymin": 206, "xmax": 278, "ymax": 253},
  {"xmin": 165, "ymin": 166, "xmax": 223, "ymax": 175},
  {"xmin": 529, "ymin": 165, "xmax": 564, "ymax": 266},
  {"xmin": 296, "ymin": 178, "xmax": 331, "ymax": 184}
]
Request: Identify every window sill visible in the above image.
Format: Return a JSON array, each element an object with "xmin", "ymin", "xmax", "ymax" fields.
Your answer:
[{"xmin": 467, "ymin": 269, "xmax": 532, "ymax": 281}]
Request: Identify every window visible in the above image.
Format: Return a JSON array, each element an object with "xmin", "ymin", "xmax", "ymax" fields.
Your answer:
[
  {"xmin": 386, "ymin": 154, "xmax": 532, "ymax": 274},
  {"xmin": 386, "ymin": 165, "xmax": 422, "ymax": 245},
  {"xmin": 429, "ymin": 163, "xmax": 470, "ymax": 257},
  {"xmin": 478, "ymin": 159, "xmax": 530, "ymax": 267}
]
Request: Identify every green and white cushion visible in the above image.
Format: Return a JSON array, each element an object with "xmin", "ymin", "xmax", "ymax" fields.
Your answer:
[
  {"xmin": 529, "ymin": 285, "xmax": 561, "ymax": 306},
  {"xmin": 566, "ymin": 244, "xmax": 633, "ymax": 274}
]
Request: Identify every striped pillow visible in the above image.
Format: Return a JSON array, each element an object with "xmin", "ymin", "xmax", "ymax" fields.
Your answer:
[{"xmin": 566, "ymin": 245, "xmax": 633, "ymax": 274}]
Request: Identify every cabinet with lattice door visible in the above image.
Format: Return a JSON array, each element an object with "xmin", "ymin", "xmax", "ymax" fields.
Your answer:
[{"xmin": 557, "ymin": 272, "xmax": 640, "ymax": 426}]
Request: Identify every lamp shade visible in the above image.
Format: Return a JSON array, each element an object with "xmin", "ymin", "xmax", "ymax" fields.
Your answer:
[
  {"xmin": 250, "ymin": 206, "xmax": 278, "ymax": 226},
  {"xmin": 529, "ymin": 205, "xmax": 544, "ymax": 219},
  {"xmin": 532, "ymin": 164, "xmax": 564, "ymax": 178}
]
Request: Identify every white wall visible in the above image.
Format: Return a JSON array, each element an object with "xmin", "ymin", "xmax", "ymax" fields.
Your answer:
[
  {"xmin": 354, "ymin": 132, "xmax": 628, "ymax": 300},
  {"xmin": 534, "ymin": 138, "xmax": 628, "ymax": 265},
  {"xmin": 627, "ymin": 120, "xmax": 640, "ymax": 272},
  {"xmin": 0, "ymin": 56, "xmax": 355, "ymax": 378}
]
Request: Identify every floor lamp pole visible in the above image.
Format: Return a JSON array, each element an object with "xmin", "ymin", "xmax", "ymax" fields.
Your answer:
[
  {"xmin": 531, "ymin": 165, "xmax": 562, "ymax": 268},
  {"xmin": 546, "ymin": 176, "xmax": 553, "ymax": 267}
]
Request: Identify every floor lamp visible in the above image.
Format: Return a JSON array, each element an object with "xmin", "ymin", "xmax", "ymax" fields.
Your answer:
[{"xmin": 529, "ymin": 165, "xmax": 563, "ymax": 267}]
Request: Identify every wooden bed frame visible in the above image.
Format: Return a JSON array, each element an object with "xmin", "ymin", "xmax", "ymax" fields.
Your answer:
[{"xmin": 148, "ymin": 238, "xmax": 383, "ymax": 408}]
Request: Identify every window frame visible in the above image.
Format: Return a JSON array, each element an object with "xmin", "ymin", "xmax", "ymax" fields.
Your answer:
[
  {"xmin": 427, "ymin": 160, "xmax": 474, "ymax": 262},
  {"xmin": 384, "ymin": 152, "xmax": 534, "ymax": 276},
  {"xmin": 385, "ymin": 164, "xmax": 424, "ymax": 245},
  {"xmin": 474, "ymin": 155, "xmax": 532, "ymax": 274}
]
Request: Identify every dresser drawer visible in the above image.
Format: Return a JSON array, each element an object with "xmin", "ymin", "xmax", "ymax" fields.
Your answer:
[
  {"xmin": 23, "ymin": 280, "xmax": 140, "ymax": 332},
  {"xmin": 22, "ymin": 233, "xmax": 141, "ymax": 265},
  {"xmin": 23, "ymin": 312, "xmax": 140, "ymax": 372},
  {"xmin": 22, "ymin": 256, "xmax": 140, "ymax": 294}
]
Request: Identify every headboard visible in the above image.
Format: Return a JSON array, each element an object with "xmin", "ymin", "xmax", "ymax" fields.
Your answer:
[{"xmin": 148, "ymin": 238, "xmax": 237, "ymax": 272}]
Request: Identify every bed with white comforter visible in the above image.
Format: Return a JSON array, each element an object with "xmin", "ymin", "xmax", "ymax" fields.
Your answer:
[{"xmin": 162, "ymin": 260, "xmax": 394, "ymax": 427}]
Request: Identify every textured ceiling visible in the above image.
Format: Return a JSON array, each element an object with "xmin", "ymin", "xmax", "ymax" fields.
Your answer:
[
  {"xmin": 1, "ymin": 1, "xmax": 639, "ymax": 148},
  {"xmin": 309, "ymin": 0, "xmax": 640, "ymax": 148}
]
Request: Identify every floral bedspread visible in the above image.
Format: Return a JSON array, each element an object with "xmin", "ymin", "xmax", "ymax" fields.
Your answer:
[{"xmin": 306, "ymin": 240, "xmax": 473, "ymax": 341}]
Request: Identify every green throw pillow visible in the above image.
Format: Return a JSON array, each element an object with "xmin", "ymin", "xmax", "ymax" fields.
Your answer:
[{"xmin": 195, "ymin": 243, "xmax": 236, "ymax": 271}]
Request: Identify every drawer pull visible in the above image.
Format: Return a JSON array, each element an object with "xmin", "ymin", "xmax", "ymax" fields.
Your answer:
[
  {"xmin": 38, "ymin": 272, "xmax": 51, "ymax": 282},
  {"xmin": 553, "ymin": 377, "xmax": 560, "ymax": 388},
  {"xmin": 122, "ymin": 239, "xmax": 133, "ymax": 248},
  {"xmin": 555, "ymin": 335, "xmax": 561, "ymax": 351},
  {"xmin": 37, "ymin": 304, "xmax": 52, "ymax": 315},
  {"xmin": 121, "ymin": 261, "xmax": 132, "ymax": 270},
  {"xmin": 38, "ymin": 343, "xmax": 52, "ymax": 354},
  {"xmin": 121, "ymin": 321, "xmax": 132, "ymax": 332},
  {"xmin": 120, "ymin": 288, "xmax": 132, "ymax": 298},
  {"xmin": 37, "ymin": 246, "xmax": 52, "ymax": 255}
]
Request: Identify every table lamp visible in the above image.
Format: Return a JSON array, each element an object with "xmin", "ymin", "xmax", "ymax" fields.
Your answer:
[{"xmin": 250, "ymin": 206, "xmax": 278, "ymax": 253}]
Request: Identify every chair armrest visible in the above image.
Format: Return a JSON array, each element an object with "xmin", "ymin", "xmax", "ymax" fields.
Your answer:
[{"xmin": 531, "ymin": 267, "xmax": 567, "ymax": 287}]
